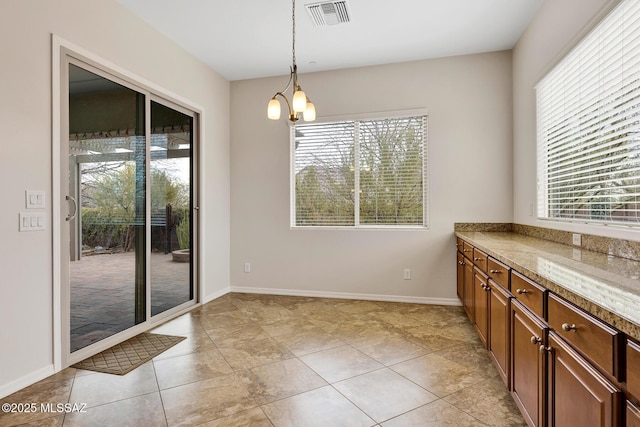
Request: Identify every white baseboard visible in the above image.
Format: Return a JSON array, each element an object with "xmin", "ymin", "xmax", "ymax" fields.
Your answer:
[
  {"xmin": 0, "ymin": 365, "xmax": 55, "ymax": 399},
  {"xmin": 229, "ymin": 286, "xmax": 461, "ymax": 306},
  {"xmin": 201, "ymin": 286, "xmax": 231, "ymax": 304}
]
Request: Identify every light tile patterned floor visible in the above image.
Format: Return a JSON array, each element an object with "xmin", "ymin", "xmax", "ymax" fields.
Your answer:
[{"xmin": 0, "ymin": 294, "xmax": 526, "ymax": 426}]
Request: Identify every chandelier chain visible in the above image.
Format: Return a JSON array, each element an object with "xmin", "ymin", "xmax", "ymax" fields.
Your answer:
[{"xmin": 292, "ymin": 0, "xmax": 296, "ymax": 67}]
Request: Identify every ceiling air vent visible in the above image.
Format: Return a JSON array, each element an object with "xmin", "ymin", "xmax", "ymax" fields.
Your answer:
[{"xmin": 305, "ymin": 1, "xmax": 351, "ymax": 27}]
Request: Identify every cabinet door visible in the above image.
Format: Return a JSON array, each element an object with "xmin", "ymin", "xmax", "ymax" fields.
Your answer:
[
  {"xmin": 456, "ymin": 252, "xmax": 464, "ymax": 300},
  {"xmin": 463, "ymin": 258, "xmax": 474, "ymax": 322},
  {"xmin": 627, "ymin": 339, "xmax": 640, "ymax": 401},
  {"xmin": 473, "ymin": 268, "xmax": 489, "ymax": 347},
  {"xmin": 489, "ymin": 280, "xmax": 510, "ymax": 387},
  {"xmin": 628, "ymin": 401, "xmax": 640, "ymax": 427},
  {"xmin": 547, "ymin": 332, "xmax": 621, "ymax": 427},
  {"xmin": 511, "ymin": 300, "xmax": 547, "ymax": 427}
]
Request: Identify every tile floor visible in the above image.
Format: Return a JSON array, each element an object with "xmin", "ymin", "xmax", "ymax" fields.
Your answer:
[{"xmin": 0, "ymin": 293, "xmax": 526, "ymax": 426}]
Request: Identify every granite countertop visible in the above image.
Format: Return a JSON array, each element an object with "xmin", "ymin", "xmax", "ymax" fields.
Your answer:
[{"xmin": 455, "ymin": 230, "xmax": 640, "ymax": 342}]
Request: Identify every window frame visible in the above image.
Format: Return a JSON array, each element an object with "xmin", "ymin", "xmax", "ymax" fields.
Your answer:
[
  {"xmin": 535, "ymin": 0, "xmax": 640, "ymax": 229},
  {"xmin": 290, "ymin": 109, "xmax": 429, "ymax": 229}
]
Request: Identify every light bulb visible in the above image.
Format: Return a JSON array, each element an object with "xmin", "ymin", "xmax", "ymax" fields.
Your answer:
[
  {"xmin": 303, "ymin": 101, "xmax": 316, "ymax": 121},
  {"xmin": 292, "ymin": 89, "xmax": 307, "ymax": 113},
  {"xmin": 267, "ymin": 98, "xmax": 281, "ymax": 120}
]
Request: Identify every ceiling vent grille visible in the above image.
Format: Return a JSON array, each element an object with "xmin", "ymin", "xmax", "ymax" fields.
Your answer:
[{"xmin": 305, "ymin": 1, "xmax": 351, "ymax": 27}]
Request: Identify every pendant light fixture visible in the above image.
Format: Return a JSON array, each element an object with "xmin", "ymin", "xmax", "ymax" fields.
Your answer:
[{"xmin": 267, "ymin": 0, "xmax": 316, "ymax": 122}]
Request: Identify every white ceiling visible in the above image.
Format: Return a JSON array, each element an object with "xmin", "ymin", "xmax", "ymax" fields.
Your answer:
[{"xmin": 117, "ymin": 0, "xmax": 544, "ymax": 81}]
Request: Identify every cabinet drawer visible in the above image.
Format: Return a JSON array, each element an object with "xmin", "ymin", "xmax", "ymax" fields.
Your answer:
[
  {"xmin": 627, "ymin": 339, "xmax": 640, "ymax": 401},
  {"xmin": 472, "ymin": 248, "xmax": 488, "ymax": 273},
  {"xmin": 456, "ymin": 238, "xmax": 464, "ymax": 253},
  {"xmin": 462, "ymin": 241, "xmax": 474, "ymax": 258},
  {"xmin": 547, "ymin": 293, "xmax": 620, "ymax": 379},
  {"xmin": 628, "ymin": 401, "xmax": 640, "ymax": 427},
  {"xmin": 487, "ymin": 257, "xmax": 510, "ymax": 289},
  {"xmin": 511, "ymin": 271, "xmax": 545, "ymax": 319}
]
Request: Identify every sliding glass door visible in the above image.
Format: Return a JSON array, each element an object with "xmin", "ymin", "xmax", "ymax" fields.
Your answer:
[
  {"xmin": 150, "ymin": 100, "xmax": 194, "ymax": 316},
  {"xmin": 64, "ymin": 58, "xmax": 197, "ymax": 358}
]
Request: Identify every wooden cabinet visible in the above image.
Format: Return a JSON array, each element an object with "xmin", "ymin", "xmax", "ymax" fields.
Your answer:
[
  {"xmin": 463, "ymin": 254, "xmax": 474, "ymax": 322},
  {"xmin": 462, "ymin": 241, "xmax": 474, "ymax": 259},
  {"xmin": 455, "ymin": 237, "xmax": 630, "ymax": 427},
  {"xmin": 488, "ymin": 257, "xmax": 510, "ymax": 289},
  {"xmin": 473, "ymin": 267, "xmax": 489, "ymax": 347},
  {"xmin": 546, "ymin": 332, "xmax": 622, "ymax": 427},
  {"xmin": 511, "ymin": 300, "xmax": 547, "ymax": 427},
  {"xmin": 512, "ymin": 271, "xmax": 546, "ymax": 319},
  {"xmin": 473, "ymin": 247, "xmax": 488, "ymax": 273},
  {"xmin": 489, "ymin": 279, "xmax": 510, "ymax": 387},
  {"xmin": 456, "ymin": 252, "xmax": 464, "ymax": 300},
  {"xmin": 627, "ymin": 339, "xmax": 640, "ymax": 402},
  {"xmin": 547, "ymin": 293, "xmax": 621, "ymax": 380},
  {"xmin": 628, "ymin": 340, "xmax": 640, "ymax": 426},
  {"xmin": 628, "ymin": 401, "xmax": 640, "ymax": 427}
]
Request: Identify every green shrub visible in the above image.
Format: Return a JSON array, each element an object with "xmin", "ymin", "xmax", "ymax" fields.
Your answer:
[
  {"xmin": 176, "ymin": 212, "xmax": 190, "ymax": 249},
  {"xmin": 81, "ymin": 207, "xmax": 129, "ymax": 249}
]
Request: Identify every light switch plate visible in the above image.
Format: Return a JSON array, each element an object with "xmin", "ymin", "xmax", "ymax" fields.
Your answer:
[
  {"xmin": 19, "ymin": 212, "xmax": 46, "ymax": 231},
  {"xmin": 26, "ymin": 190, "xmax": 45, "ymax": 209}
]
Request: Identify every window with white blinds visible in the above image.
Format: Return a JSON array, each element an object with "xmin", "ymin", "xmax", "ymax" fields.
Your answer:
[
  {"xmin": 292, "ymin": 115, "xmax": 427, "ymax": 227},
  {"xmin": 537, "ymin": 0, "xmax": 640, "ymax": 226}
]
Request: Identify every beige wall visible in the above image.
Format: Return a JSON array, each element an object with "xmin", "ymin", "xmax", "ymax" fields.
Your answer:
[
  {"xmin": 230, "ymin": 51, "xmax": 513, "ymax": 301},
  {"xmin": 512, "ymin": 0, "xmax": 639, "ymax": 241},
  {"xmin": 0, "ymin": 0, "xmax": 230, "ymax": 396},
  {"xmin": 3, "ymin": 0, "xmax": 625, "ymax": 400}
]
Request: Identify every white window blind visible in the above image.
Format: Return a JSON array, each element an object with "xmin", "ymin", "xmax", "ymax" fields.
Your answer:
[
  {"xmin": 537, "ymin": 0, "xmax": 640, "ymax": 225},
  {"xmin": 292, "ymin": 115, "xmax": 427, "ymax": 227}
]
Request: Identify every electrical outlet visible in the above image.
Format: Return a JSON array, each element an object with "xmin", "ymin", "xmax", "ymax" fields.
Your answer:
[
  {"xmin": 572, "ymin": 233, "xmax": 581, "ymax": 246},
  {"xmin": 403, "ymin": 268, "xmax": 411, "ymax": 280},
  {"xmin": 244, "ymin": 262, "xmax": 251, "ymax": 273},
  {"xmin": 572, "ymin": 248, "xmax": 582, "ymax": 261}
]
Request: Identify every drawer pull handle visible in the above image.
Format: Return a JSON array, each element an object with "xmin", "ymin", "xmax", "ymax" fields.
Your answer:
[
  {"xmin": 530, "ymin": 336, "xmax": 541, "ymax": 345},
  {"xmin": 516, "ymin": 289, "xmax": 528, "ymax": 295},
  {"xmin": 490, "ymin": 269, "xmax": 501, "ymax": 274},
  {"xmin": 463, "ymin": 249, "xmax": 471, "ymax": 252},
  {"xmin": 561, "ymin": 323, "xmax": 577, "ymax": 332},
  {"xmin": 474, "ymin": 257, "xmax": 482, "ymax": 261},
  {"xmin": 539, "ymin": 345, "xmax": 551, "ymax": 354}
]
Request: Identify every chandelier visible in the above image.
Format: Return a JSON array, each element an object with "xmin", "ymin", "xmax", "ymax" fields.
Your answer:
[{"xmin": 267, "ymin": 0, "xmax": 316, "ymax": 122}]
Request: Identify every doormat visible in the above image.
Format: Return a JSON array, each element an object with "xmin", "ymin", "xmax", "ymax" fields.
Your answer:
[{"xmin": 72, "ymin": 333, "xmax": 186, "ymax": 375}]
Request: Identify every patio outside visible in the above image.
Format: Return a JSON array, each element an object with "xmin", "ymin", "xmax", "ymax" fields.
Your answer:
[{"xmin": 70, "ymin": 251, "xmax": 190, "ymax": 352}]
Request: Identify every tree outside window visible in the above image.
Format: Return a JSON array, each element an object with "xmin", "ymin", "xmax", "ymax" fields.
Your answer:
[{"xmin": 293, "ymin": 115, "xmax": 427, "ymax": 227}]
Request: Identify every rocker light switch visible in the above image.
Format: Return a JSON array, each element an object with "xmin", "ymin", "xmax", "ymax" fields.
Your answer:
[
  {"xmin": 26, "ymin": 190, "xmax": 45, "ymax": 209},
  {"xmin": 19, "ymin": 212, "xmax": 46, "ymax": 231}
]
